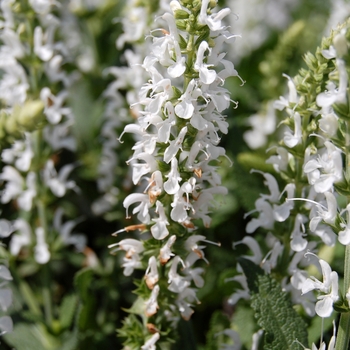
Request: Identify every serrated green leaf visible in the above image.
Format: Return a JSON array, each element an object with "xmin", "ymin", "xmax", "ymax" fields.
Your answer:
[
  {"xmin": 117, "ymin": 314, "xmax": 145, "ymax": 349},
  {"xmin": 59, "ymin": 294, "xmax": 78, "ymax": 330},
  {"xmin": 238, "ymin": 258, "xmax": 308, "ymax": 350}
]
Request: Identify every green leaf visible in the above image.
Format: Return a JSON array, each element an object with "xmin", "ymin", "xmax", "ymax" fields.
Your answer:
[
  {"xmin": 117, "ymin": 314, "xmax": 145, "ymax": 350},
  {"xmin": 74, "ymin": 268, "xmax": 93, "ymax": 302},
  {"xmin": 204, "ymin": 311, "xmax": 230, "ymax": 350},
  {"xmin": 173, "ymin": 319, "xmax": 197, "ymax": 350},
  {"xmin": 76, "ymin": 295, "xmax": 97, "ymax": 331},
  {"xmin": 59, "ymin": 330, "xmax": 79, "ymax": 350},
  {"xmin": 74, "ymin": 268, "xmax": 97, "ymax": 331},
  {"xmin": 59, "ymin": 294, "xmax": 78, "ymax": 330},
  {"xmin": 238, "ymin": 258, "xmax": 309, "ymax": 350},
  {"xmin": 3, "ymin": 323, "xmax": 60, "ymax": 350}
]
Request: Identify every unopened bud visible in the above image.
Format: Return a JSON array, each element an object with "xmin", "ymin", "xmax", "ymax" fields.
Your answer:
[{"xmin": 16, "ymin": 100, "xmax": 45, "ymax": 129}]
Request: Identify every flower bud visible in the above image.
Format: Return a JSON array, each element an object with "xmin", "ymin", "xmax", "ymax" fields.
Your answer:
[{"xmin": 16, "ymin": 100, "xmax": 45, "ymax": 130}]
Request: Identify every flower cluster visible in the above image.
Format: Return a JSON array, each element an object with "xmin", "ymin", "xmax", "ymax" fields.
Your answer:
[
  {"xmin": 238, "ymin": 17, "xmax": 350, "ymax": 333},
  {"xmin": 110, "ymin": 0, "xmax": 241, "ymax": 347}
]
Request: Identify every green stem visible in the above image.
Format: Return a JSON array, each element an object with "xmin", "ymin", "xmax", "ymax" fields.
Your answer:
[
  {"xmin": 42, "ymin": 264, "xmax": 53, "ymax": 327},
  {"xmin": 34, "ymin": 129, "xmax": 54, "ymax": 326},
  {"xmin": 335, "ymin": 245, "xmax": 350, "ymax": 350},
  {"xmin": 335, "ymin": 120, "xmax": 350, "ymax": 350},
  {"xmin": 184, "ymin": 34, "xmax": 195, "ymax": 91}
]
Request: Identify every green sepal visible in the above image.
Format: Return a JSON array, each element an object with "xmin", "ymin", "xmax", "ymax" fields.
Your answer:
[
  {"xmin": 333, "ymin": 100, "xmax": 350, "ymax": 120},
  {"xmin": 238, "ymin": 258, "xmax": 309, "ymax": 350},
  {"xmin": 333, "ymin": 297, "xmax": 350, "ymax": 313},
  {"xmin": 117, "ymin": 314, "xmax": 147, "ymax": 349}
]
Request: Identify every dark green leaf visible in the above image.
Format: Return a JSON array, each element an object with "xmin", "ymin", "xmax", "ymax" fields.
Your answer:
[{"xmin": 238, "ymin": 258, "xmax": 308, "ymax": 350}]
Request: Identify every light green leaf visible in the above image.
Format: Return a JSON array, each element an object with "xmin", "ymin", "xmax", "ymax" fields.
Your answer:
[{"xmin": 59, "ymin": 294, "xmax": 78, "ymax": 330}]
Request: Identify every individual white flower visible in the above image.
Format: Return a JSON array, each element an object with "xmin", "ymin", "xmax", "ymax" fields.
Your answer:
[
  {"xmin": 163, "ymin": 126, "xmax": 188, "ymax": 164},
  {"xmin": 302, "ymin": 258, "xmax": 339, "ymax": 318},
  {"xmin": 266, "ymin": 147, "xmax": 290, "ymax": 172},
  {"xmin": 309, "ymin": 192, "xmax": 338, "ymax": 232},
  {"xmin": 1, "ymin": 137, "xmax": 34, "ymax": 172},
  {"xmin": 316, "ymin": 58, "xmax": 348, "ymax": 108},
  {"xmin": 194, "ymin": 41, "xmax": 217, "ymax": 85},
  {"xmin": 9, "ymin": 219, "xmax": 31, "ymax": 256},
  {"xmin": 318, "ymin": 111, "xmax": 338, "ymax": 137},
  {"xmin": 273, "ymin": 183, "xmax": 295, "ymax": 222},
  {"xmin": 283, "ymin": 112, "xmax": 302, "ymax": 148},
  {"xmin": 338, "ymin": 203, "xmax": 350, "ymax": 245},
  {"xmin": 34, "ymin": 227, "xmax": 50, "ymax": 264},
  {"xmin": 0, "ymin": 165, "xmax": 24, "ymax": 204},
  {"xmin": 227, "ymin": 275, "xmax": 250, "ymax": 306},
  {"xmin": 159, "ymin": 235, "xmax": 176, "ymax": 265},
  {"xmin": 290, "ymin": 214, "xmax": 308, "ymax": 252},
  {"xmin": 34, "ymin": 25, "xmax": 55, "ymax": 62},
  {"xmin": 40, "ymin": 87, "xmax": 70, "ymax": 124},
  {"xmin": 17, "ymin": 172, "xmax": 37, "ymax": 211},
  {"xmin": 198, "ymin": 0, "xmax": 231, "ymax": 32},
  {"xmin": 175, "ymin": 79, "xmax": 197, "ymax": 119},
  {"xmin": 313, "ymin": 224, "xmax": 336, "ymax": 247},
  {"xmin": 303, "ymin": 141, "xmax": 342, "ymax": 193},
  {"xmin": 145, "ymin": 284, "xmax": 160, "ymax": 317},
  {"xmin": 245, "ymin": 198, "xmax": 275, "ymax": 233},
  {"xmin": 108, "ymin": 238, "xmax": 144, "ymax": 276},
  {"xmin": 42, "ymin": 160, "xmax": 77, "ymax": 197},
  {"xmin": 233, "ymin": 236, "xmax": 263, "ymax": 264},
  {"xmin": 43, "ymin": 119, "xmax": 77, "ymax": 152},
  {"xmin": 151, "ymin": 201, "xmax": 169, "ymax": 240},
  {"xmin": 184, "ymin": 266, "xmax": 205, "ymax": 288},
  {"xmin": 145, "ymin": 256, "xmax": 159, "ymax": 290},
  {"xmin": 161, "ymin": 13, "xmax": 186, "ymax": 78},
  {"xmin": 274, "ymin": 74, "xmax": 299, "ymax": 110},
  {"xmin": 123, "ymin": 193, "xmax": 151, "ymax": 224},
  {"xmin": 141, "ymin": 332, "xmax": 160, "ymax": 350},
  {"xmin": 164, "ymin": 158, "xmax": 182, "ymax": 195},
  {"xmin": 53, "ymin": 207, "xmax": 86, "ymax": 251},
  {"xmin": 168, "ymin": 256, "xmax": 190, "ymax": 293}
]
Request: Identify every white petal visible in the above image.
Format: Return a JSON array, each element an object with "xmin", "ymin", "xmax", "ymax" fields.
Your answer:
[{"xmin": 315, "ymin": 296, "xmax": 334, "ymax": 317}]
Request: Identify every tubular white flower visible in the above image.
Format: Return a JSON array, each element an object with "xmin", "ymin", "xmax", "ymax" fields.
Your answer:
[
  {"xmin": 145, "ymin": 284, "xmax": 160, "ymax": 317},
  {"xmin": 159, "ymin": 235, "xmax": 176, "ymax": 265},
  {"xmin": 194, "ymin": 41, "xmax": 217, "ymax": 85},
  {"xmin": 141, "ymin": 332, "xmax": 160, "ymax": 350},
  {"xmin": 302, "ymin": 258, "xmax": 339, "ymax": 318},
  {"xmin": 283, "ymin": 112, "xmax": 302, "ymax": 148},
  {"xmin": 151, "ymin": 201, "xmax": 169, "ymax": 240},
  {"xmin": 198, "ymin": 0, "xmax": 231, "ymax": 31},
  {"xmin": 309, "ymin": 192, "xmax": 338, "ymax": 232},
  {"xmin": 145, "ymin": 256, "xmax": 159, "ymax": 289}
]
